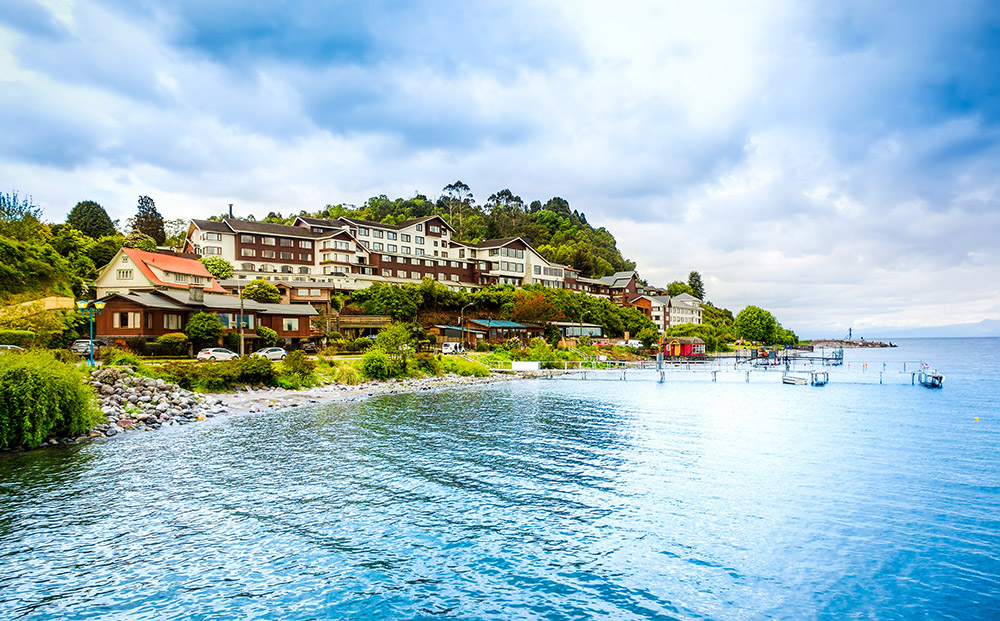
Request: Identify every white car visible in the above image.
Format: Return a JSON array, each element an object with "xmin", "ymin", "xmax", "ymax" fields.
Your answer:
[
  {"xmin": 197, "ymin": 347, "xmax": 240, "ymax": 361},
  {"xmin": 252, "ymin": 347, "xmax": 287, "ymax": 361}
]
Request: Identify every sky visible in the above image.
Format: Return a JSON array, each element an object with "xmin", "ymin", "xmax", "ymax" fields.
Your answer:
[{"xmin": 2, "ymin": 0, "xmax": 999, "ymax": 337}]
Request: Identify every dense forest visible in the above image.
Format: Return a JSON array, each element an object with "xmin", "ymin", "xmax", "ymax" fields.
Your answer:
[{"xmin": 219, "ymin": 182, "xmax": 636, "ymax": 279}]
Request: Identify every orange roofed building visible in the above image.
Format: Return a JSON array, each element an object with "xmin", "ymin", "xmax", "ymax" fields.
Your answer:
[{"xmin": 93, "ymin": 247, "xmax": 229, "ymax": 298}]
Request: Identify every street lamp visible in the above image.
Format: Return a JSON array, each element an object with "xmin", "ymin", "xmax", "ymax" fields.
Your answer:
[
  {"xmin": 75, "ymin": 300, "xmax": 106, "ymax": 366},
  {"xmin": 578, "ymin": 310, "xmax": 591, "ymax": 342},
  {"xmin": 459, "ymin": 302, "xmax": 474, "ymax": 350}
]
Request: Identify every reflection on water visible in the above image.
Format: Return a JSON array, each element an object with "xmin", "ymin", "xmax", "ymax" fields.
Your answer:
[{"xmin": 1, "ymin": 339, "xmax": 999, "ymax": 619}]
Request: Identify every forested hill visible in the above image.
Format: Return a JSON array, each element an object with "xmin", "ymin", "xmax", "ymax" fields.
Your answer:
[{"xmin": 248, "ymin": 185, "xmax": 636, "ymax": 279}]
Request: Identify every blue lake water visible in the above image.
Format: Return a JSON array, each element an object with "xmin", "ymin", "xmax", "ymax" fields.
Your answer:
[{"xmin": 2, "ymin": 338, "xmax": 999, "ymax": 619}]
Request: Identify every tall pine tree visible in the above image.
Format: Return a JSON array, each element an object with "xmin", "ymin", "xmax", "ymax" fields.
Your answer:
[
  {"xmin": 66, "ymin": 200, "xmax": 116, "ymax": 237},
  {"xmin": 687, "ymin": 271, "xmax": 705, "ymax": 300},
  {"xmin": 132, "ymin": 195, "xmax": 165, "ymax": 245}
]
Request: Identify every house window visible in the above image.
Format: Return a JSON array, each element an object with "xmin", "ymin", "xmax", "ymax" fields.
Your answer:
[
  {"xmin": 145, "ymin": 313, "xmax": 153, "ymax": 329},
  {"xmin": 283, "ymin": 317, "xmax": 299, "ymax": 332},
  {"xmin": 202, "ymin": 246, "xmax": 222, "ymax": 255},
  {"xmin": 163, "ymin": 314, "xmax": 182, "ymax": 330},
  {"xmin": 241, "ymin": 235, "xmax": 254, "ymax": 243},
  {"xmin": 430, "ymin": 225, "xmax": 440, "ymax": 233},
  {"xmin": 122, "ymin": 256, "xmax": 129, "ymax": 263},
  {"xmin": 281, "ymin": 265, "xmax": 293, "ymax": 273},
  {"xmin": 264, "ymin": 237, "xmax": 276, "ymax": 246},
  {"xmin": 415, "ymin": 248, "xmax": 425, "ymax": 256},
  {"xmin": 381, "ymin": 268, "xmax": 392, "ymax": 277},
  {"xmin": 416, "ymin": 224, "xmax": 423, "ymax": 232},
  {"xmin": 335, "ymin": 240, "xmax": 350, "ymax": 250},
  {"xmin": 534, "ymin": 265, "xmax": 541, "ymax": 274},
  {"xmin": 117, "ymin": 269, "xmax": 133, "ymax": 279},
  {"xmin": 310, "ymin": 289, "xmax": 320, "ymax": 296},
  {"xmin": 373, "ymin": 229, "xmax": 384, "ymax": 238},
  {"xmin": 203, "ymin": 232, "xmax": 222, "ymax": 241},
  {"xmin": 174, "ymin": 273, "xmax": 189, "ymax": 283},
  {"xmin": 280, "ymin": 252, "xmax": 293, "ymax": 260},
  {"xmin": 263, "ymin": 250, "xmax": 276, "ymax": 259},
  {"xmin": 397, "ymin": 270, "xmax": 406, "ymax": 278},
  {"xmin": 373, "ymin": 242, "xmax": 383, "ymax": 251},
  {"xmin": 411, "ymin": 271, "xmax": 420, "ymax": 279},
  {"xmin": 401, "ymin": 234, "xmax": 410, "ymax": 242},
  {"xmin": 113, "ymin": 312, "xmax": 141, "ymax": 329},
  {"xmin": 299, "ymin": 253, "xmax": 311, "ymax": 261},
  {"xmin": 402, "ymin": 246, "xmax": 411, "ymax": 254},
  {"xmin": 415, "ymin": 236, "xmax": 424, "ymax": 244},
  {"xmin": 280, "ymin": 239, "xmax": 294, "ymax": 247},
  {"xmin": 450, "ymin": 274, "xmax": 459, "ymax": 282},
  {"xmin": 298, "ymin": 267, "xmax": 310, "ymax": 274},
  {"xmin": 241, "ymin": 248, "xmax": 255, "ymax": 257},
  {"xmin": 297, "ymin": 288, "xmax": 309, "ymax": 296},
  {"xmin": 387, "ymin": 244, "xmax": 397, "ymax": 252},
  {"xmin": 359, "ymin": 227, "xmax": 369, "ymax": 236},
  {"xmin": 299, "ymin": 240, "xmax": 312, "ymax": 249}
]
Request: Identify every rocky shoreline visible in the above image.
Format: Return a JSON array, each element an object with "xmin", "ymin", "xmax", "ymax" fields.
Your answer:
[
  {"xmin": 809, "ymin": 339, "xmax": 896, "ymax": 348},
  {"xmin": 29, "ymin": 368, "xmax": 526, "ymax": 449}
]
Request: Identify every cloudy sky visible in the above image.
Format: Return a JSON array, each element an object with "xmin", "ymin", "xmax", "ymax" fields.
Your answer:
[{"xmin": 2, "ymin": 1, "xmax": 999, "ymax": 337}]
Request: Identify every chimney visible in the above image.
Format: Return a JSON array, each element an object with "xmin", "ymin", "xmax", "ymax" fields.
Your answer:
[
  {"xmin": 189, "ymin": 283, "xmax": 205, "ymax": 303},
  {"xmin": 228, "ymin": 203, "xmax": 234, "ymax": 218}
]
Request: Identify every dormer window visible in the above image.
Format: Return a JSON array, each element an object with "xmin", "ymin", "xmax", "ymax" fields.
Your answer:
[{"xmin": 122, "ymin": 256, "xmax": 129, "ymax": 263}]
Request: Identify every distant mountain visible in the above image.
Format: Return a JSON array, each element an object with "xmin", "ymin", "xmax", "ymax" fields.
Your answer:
[{"xmin": 863, "ymin": 319, "xmax": 1000, "ymax": 339}]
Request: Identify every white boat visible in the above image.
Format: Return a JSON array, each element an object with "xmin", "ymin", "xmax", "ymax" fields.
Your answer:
[
  {"xmin": 782, "ymin": 374, "xmax": 808, "ymax": 385},
  {"xmin": 810, "ymin": 370, "xmax": 829, "ymax": 386},
  {"xmin": 918, "ymin": 369, "xmax": 944, "ymax": 388}
]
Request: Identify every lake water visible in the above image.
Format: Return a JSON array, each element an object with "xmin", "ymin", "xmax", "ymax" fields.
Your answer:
[{"xmin": 2, "ymin": 338, "xmax": 999, "ymax": 619}]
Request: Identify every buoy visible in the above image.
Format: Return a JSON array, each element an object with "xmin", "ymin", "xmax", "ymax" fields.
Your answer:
[{"xmin": 975, "ymin": 417, "xmax": 979, "ymax": 421}]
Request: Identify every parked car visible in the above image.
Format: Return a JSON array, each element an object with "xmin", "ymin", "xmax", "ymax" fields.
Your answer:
[
  {"xmin": 252, "ymin": 347, "xmax": 287, "ymax": 361},
  {"xmin": 70, "ymin": 339, "xmax": 109, "ymax": 355},
  {"xmin": 300, "ymin": 343, "xmax": 318, "ymax": 354},
  {"xmin": 441, "ymin": 342, "xmax": 465, "ymax": 355},
  {"xmin": 0, "ymin": 344, "xmax": 25, "ymax": 352},
  {"xmin": 196, "ymin": 347, "xmax": 240, "ymax": 361}
]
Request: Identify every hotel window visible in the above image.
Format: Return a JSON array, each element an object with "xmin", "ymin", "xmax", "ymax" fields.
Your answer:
[
  {"xmin": 263, "ymin": 250, "xmax": 276, "ymax": 259},
  {"xmin": 203, "ymin": 246, "xmax": 221, "ymax": 255},
  {"xmin": 280, "ymin": 252, "xmax": 293, "ymax": 260},
  {"xmin": 299, "ymin": 240, "xmax": 312, "ymax": 249},
  {"xmin": 387, "ymin": 244, "xmax": 397, "ymax": 253},
  {"xmin": 117, "ymin": 269, "xmax": 133, "ymax": 279},
  {"xmin": 381, "ymin": 268, "xmax": 392, "ymax": 277},
  {"xmin": 441, "ymin": 252, "xmax": 448, "ymax": 258},
  {"xmin": 203, "ymin": 232, "xmax": 222, "ymax": 241},
  {"xmin": 534, "ymin": 265, "xmax": 541, "ymax": 274},
  {"xmin": 282, "ymin": 317, "xmax": 299, "ymax": 332},
  {"xmin": 281, "ymin": 265, "xmax": 293, "ymax": 273},
  {"xmin": 335, "ymin": 240, "xmax": 350, "ymax": 250},
  {"xmin": 415, "ymin": 236, "xmax": 424, "ymax": 244},
  {"xmin": 382, "ymin": 254, "xmax": 392, "ymax": 262},
  {"xmin": 433, "ymin": 251, "xmax": 439, "ymax": 257},
  {"xmin": 261, "ymin": 264, "xmax": 275, "ymax": 273},
  {"xmin": 163, "ymin": 314, "xmax": 182, "ymax": 330},
  {"xmin": 424, "ymin": 259, "xmax": 434, "ymax": 267},
  {"xmin": 298, "ymin": 267, "xmax": 310, "ymax": 274},
  {"xmin": 401, "ymin": 234, "xmax": 410, "ymax": 242},
  {"xmin": 359, "ymin": 227, "xmax": 369, "ymax": 236},
  {"xmin": 280, "ymin": 239, "xmax": 294, "ymax": 247},
  {"xmin": 397, "ymin": 270, "xmax": 406, "ymax": 278},
  {"xmin": 410, "ymin": 258, "xmax": 420, "ymax": 265},
  {"xmin": 458, "ymin": 249, "xmax": 465, "ymax": 258},
  {"xmin": 450, "ymin": 274, "xmax": 459, "ymax": 282},
  {"xmin": 373, "ymin": 229, "xmax": 383, "ymax": 238},
  {"xmin": 450, "ymin": 261, "xmax": 459, "ymax": 268},
  {"xmin": 361, "ymin": 241, "xmax": 370, "ymax": 248},
  {"xmin": 387, "ymin": 232, "xmax": 397, "ymax": 240},
  {"xmin": 241, "ymin": 248, "xmax": 257, "ymax": 258},
  {"xmin": 411, "ymin": 271, "xmax": 420, "ymax": 279},
  {"xmin": 402, "ymin": 246, "xmax": 411, "ymax": 254},
  {"xmin": 372, "ymin": 242, "xmax": 383, "ymax": 251},
  {"xmin": 416, "ymin": 224, "xmax": 423, "ymax": 232},
  {"xmin": 242, "ymin": 263, "xmax": 256, "ymax": 271},
  {"xmin": 437, "ymin": 272, "xmax": 445, "ymax": 280},
  {"xmin": 433, "ymin": 240, "xmax": 439, "ymax": 247},
  {"xmin": 415, "ymin": 248, "xmax": 424, "ymax": 256},
  {"xmin": 299, "ymin": 253, "xmax": 311, "ymax": 261},
  {"xmin": 264, "ymin": 237, "xmax": 276, "ymax": 246},
  {"xmin": 241, "ymin": 235, "xmax": 254, "ymax": 243},
  {"xmin": 429, "ymin": 225, "xmax": 440, "ymax": 233}
]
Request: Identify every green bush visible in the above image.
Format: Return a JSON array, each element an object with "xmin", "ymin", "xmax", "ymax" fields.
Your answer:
[
  {"xmin": 98, "ymin": 348, "xmax": 143, "ymax": 368},
  {"xmin": 0, "ymin": 351, "xmax": 101, "ymax": 449},
  {"xmin": 361, "ymin": 348, "xmax": 391, "ymax": 379},
  {"xmin": 328, "ymin": 331, "xmax": 343, "ymax": 341},
  {"xmin": 441, "ymin": 357, "xmax": 490, "ymax": 377},
  {"xmin": 354, "ymin": 337, "xmax": 373, "ymax": 351},
  {"xmin": 236, "ymin": 355, "xmax": 276, "ymax": 386},
  {"xmin": 223, "ymin": 331, "xmax": 241, "ymax": 353},
  {"xmin": 156, "ymin": 332, "xmax": 189, "ymax": 356},
  {"xmin": 0, "ymin": 329, "xmax": 35, "ymax": 346},
  {"xmin": 335, "ymin": 364, "xmax": 362, "ymax": 385},
  {"xmin": 256, "ymin": 325, "xmax": 279, "ymax": 347},
  {"xmin": 152, "ymin": 357, "xmax": 276, "ymax": 391},
  {"xmin": 283, "ymin": 350, "xmax": 315, "ymax": 378},
  {"xmin": 413, "ymin": 353, "xmax": 442, "ymax": 376}
]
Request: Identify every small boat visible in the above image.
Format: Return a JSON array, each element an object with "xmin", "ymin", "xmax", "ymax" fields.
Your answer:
[
  {"xmin": 810, "ymin": 370, "xmax": 829, "ymax": 386},
  {"xmin": 918, "ymin": 369, "xmax": 944, "ymax": 388},
  {"xmin": 782, "ymin": 373, "xmax": 808, "ymax": 385}
]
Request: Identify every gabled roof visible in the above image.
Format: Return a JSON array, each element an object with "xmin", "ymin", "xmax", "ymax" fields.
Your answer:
[
  {"xmin": 99, "ymin": 291, "xmax": 189, "ymax": 310},
  {"xmin": 122, "ymin": 248, "xmax": 228, "ymax": 293},
  {"xmin": 222, "ymin": 218, "xmax": 324, "ymax": 238},
  {"xmin": 433, "ymin": 324, "xmax": 486, "ymax": 334},
  {"xmin": 671, "ymin": 293, "xmax": 702, "ymax": 303},
  {"xmin": 157, "ymin": 290, "xmax": 255, "ymax": 310},
  {"xmin": 467, "ymin": 237, "xmax": 523, "ymax": 249},
  {"xmin": 190, "ymin": 219, "xmax": 231, "ymax": 233},
  {"xmin": 255, "ymin": 302, "xmax": 318, "ymax": 316},
  {"xmin": 337, "ymin": 214, "xmax": 455, "ymax": 232},
  {"xmin": 596, "ymin": 271, "xmax": 638, "ymax": 288}
]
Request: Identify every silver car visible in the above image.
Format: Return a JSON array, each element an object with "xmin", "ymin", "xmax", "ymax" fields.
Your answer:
[
  {"xmin": 196, "ymin": 348, "xmax": 240, "ymax": 361},
  {"xmin": 252, "ymin": 347, "xmax": 287, "ymax": 361}
]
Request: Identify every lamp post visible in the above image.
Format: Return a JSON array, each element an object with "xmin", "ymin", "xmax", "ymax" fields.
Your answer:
[
  {"xmin": 578, "ymin": 310, "xmax": 590, "ymax": 343},
  {"xmin": 75, "ymin": 300, "xmax": 106, "ymax": 366},
  {"xmin": 237, "ymin": 281, "xmax": 245, "ymax": 356},
  {"xmin": 459, "ymin": 302, "xmax": 473, "ymax": 350}
]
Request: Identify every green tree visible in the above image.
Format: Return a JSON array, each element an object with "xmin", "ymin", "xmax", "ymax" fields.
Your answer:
[
  {"xmin": 87, "ymin": 235, "xmax": 124, "ymax": 268},
  {"xmin": 666, "ymin": 281, "xmax": 694, "ymax": 297},
  {"xmin": 200, "ymin": 256, "xmax": 234, "ymax": 280},
  {"xmin": 132, "ymin": 195, "xmax": 165, "ymax": 245},
  {"xmin": 66, "ymin": 200, "xmax": 116, "ymax": 237},
  {"xmin": 241, "ymin": 278, "xmax": 281, "ymax": 303},
  {"xmin": 255, "ymin": 325, "xmax": 279, "ymax": 347},
  {"xmin": 637, "ymin": 326, "xmax": 660, "ymax": 349},
  {"xmin": 374, "ymin": 322, "xmax": 416, "ymax": 372},
  {"xmin": 0, "ymin": 190, "xmax": 48, "ymax": 242},
  {"xmin": 163, "ymin": 218, "xmax": 188, "ymax": 247},
  {"xmin": 185, "ymin": 311, "xmax": 225, "ymax": 349},
  {"xmin": 734, "ymin": 306, "xmax": 778, "ymax": 344},
  {"xmin": 687, "ymin": 271, "xmax": 705, "ymax": 300},
  {"xmin": 123, "ymin": 230, "xmax": 156, "ymax": 251}
]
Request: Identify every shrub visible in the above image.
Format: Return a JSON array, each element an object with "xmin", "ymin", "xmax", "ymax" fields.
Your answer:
[
  {"xmin": 361, "ymin": 348, "xmax": 391, "ymax": 380},
  {"xmin": 0, "ymin": 329, "xmax": 35, "ymax": 346},
  {"xmin": 49, "ymin": 348, "xmax": 79, "ymax": 364},
  {"xmin": 236, "ymin": 355, "xmax": 276, "ymax": 386},
  {"xmin": 98, "ymin": 347, "xmax": 143, "ymax": 368},
  {"xmin": 328, "ymin": 331, "xmax": 343, "ymax": 341},
  {"xmin": 283, "ymin": 350, "xmax": 315, "ymax": 378},
  {"xmin": 256, "ymin": 325, "xmax": 279, "ymax": 347},
  {"xmin": 185, "ymin": 312, "xmax": 224, "ymax": 350},
  {"xmin": 441, "ymin": 356, "xmax": 490, "ymax": 377},
  {"xmin": 156, "ymin": 332, "xmax": 189, "ymax": 356},
  {"xmin": 0, "ymin": 351, "xmax": 101, "ymax": 449},
  {"xmin": 223, "ymin": 331, "xmax": 241, "ymax": 353},
  {"xmin": 354, "ymin": 337, "xmax": 373, "ymax": 351},
  {"xmin": 474, "ymin": 342, "xmax": 491, "ymax": 352},
  {"xmin": 413, "ymin": 353, "xmax": 442, "ymax": 376},
  {"xmin": 335, "ymin": 364, "xmax": 362, "ymax": 385}
]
